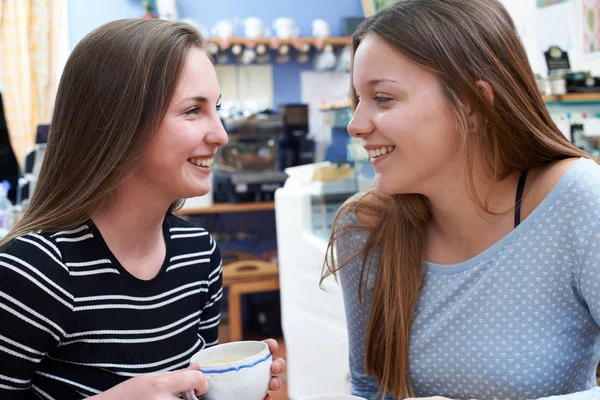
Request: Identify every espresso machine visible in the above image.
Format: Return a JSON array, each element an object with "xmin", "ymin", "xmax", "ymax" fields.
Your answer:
[
  {"xmin": 213, "ymin": 113, "xmax": 289, "ymax": 203},
  {"xmin": 278, "ymin": 104, "xmax": 314, "ymax": 169}
]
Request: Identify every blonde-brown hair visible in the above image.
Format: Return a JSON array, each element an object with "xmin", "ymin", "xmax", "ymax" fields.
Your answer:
[
  {"xmin": 1, "ymin": 18, "xmax": 204, "ymax": 248},
  {"xmin": 323, "ymin": 0, "xmax": 591, "ymax": 398}
]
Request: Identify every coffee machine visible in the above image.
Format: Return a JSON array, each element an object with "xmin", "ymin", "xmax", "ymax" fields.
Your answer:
[
  {"xmin": 278, "ymin": 104, "xmax": 314, "ymax": 169},
  {"xmin": 212, "ymin": 113, "xmax": 288, "ymax": 203}
]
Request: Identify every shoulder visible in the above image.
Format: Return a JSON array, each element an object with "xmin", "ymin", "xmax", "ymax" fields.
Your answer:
[
  {"xmin": 336, "ymin": 193, "xmax": 363, "ymax": 230},
  {"xmin": 166, "ymin": 214, "xmax": 211, "ymax": 240},
  {"xmin": 166, "ymin": 213, "xmax": 206, "ymax": 229},
  {"xmin": 333, "ymin": 192, "xmax": 374, "ymax": 264},
  {"xmin": 335, "ymin": 190, "xmax": 386, "ymax": 231},
  {"xmin": 0, "ymin": 231, "xmax": 72, "ymax": 294},
  {"xmin": 165, "ymin": 213, "xmax": 219, "ymax": 257},
  {"xmin": 2, "ymin": 231, "xmax": 66, "ymax": 273},
  {"xmin": 535, "ymin": 157, "xmax": 600, "ymax": 193},
  {"xmin": 567, "ymin": 157, "xmax": 600, "ymax": 191},
  {"xmin": 334, "ymin": 193, "xmax": 381, "ymax": 291},
  {"xmin": 527, "ymin": 157, "xmax": 600, "ymax": 213}
]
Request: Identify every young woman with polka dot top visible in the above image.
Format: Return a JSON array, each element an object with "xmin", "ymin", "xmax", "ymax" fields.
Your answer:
[{"xmin": 324, "ymin": 1, "xmax": 600, "ymax": 399}]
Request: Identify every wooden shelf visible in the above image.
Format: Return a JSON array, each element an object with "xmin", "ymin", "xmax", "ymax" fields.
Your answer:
[
  {"xmin": 543, "ymin": 93, "xmax": 600, "ymax": 103},
  {"xmin": 209, "ymin": 36, "xmax": 352, "ymax": 47},
  {"xmin": 176, "ymin": 201, "xmax": 275, "ymax": 215}
]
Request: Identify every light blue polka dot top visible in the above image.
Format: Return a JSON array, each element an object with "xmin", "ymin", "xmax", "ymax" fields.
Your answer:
[{"xmin": 336, "ymin": 158, "xmax": 600, "ymax": 400}]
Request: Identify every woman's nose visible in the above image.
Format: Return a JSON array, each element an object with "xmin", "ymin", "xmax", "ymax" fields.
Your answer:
[
  {"xmin": 347, "ymin": 102, "xmax": 375, "ymax": 138},
  {"xmin": 206, "ymin": 114, "xmax": 228, "ymax": 147}
]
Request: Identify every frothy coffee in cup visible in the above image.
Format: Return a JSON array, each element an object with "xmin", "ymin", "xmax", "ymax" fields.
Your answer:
[{"xmin": 203, "ymin": 356, "xmax": 248, "ymax": 366}]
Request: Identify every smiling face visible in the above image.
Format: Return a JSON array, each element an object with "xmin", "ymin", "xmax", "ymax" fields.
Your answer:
[
  {"xmin": 349, "ymin": 34, "xmax": 465, "ymax": 196},
  {"xmin": 131, "ymin": 47, "xmax": 228, "ymax": 203}
]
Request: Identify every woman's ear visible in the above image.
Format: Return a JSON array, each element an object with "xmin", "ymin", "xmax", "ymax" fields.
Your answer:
[
  {"xmin": 475, "ymin": 80, "xmax": 495, "ymax": 105},
  {"xmin": 468, "ymin": 80, "xmax": 495, "ymax": 130}
]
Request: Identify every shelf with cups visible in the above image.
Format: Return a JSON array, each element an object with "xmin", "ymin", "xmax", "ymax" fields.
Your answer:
[
  {"xmin": 209, "ymin": 36, "xmax": 352, "ymax": 47},
  {"xmin": 206, "ymin": 36, "xmax": 351, "ymax": 67},
  {"xmin": 543, "ymin": 93, "xmax": 600, "ymax": 104}
]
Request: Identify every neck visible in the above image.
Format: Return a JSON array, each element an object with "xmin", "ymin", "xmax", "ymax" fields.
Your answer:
[
  {"xmin": 423, "ymin": 165, "xmax": 520, "ymax": 264},
  {"xmin": 91, "ymin": 179, "xmax": 173, "ymax": 277}
]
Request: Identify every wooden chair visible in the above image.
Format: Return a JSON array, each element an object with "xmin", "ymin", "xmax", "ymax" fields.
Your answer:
[{"xmin": 222, "ymin": 259, "xmax": 280, "ymax": 342}]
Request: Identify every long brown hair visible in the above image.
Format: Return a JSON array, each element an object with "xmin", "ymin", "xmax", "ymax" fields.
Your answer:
[
  {"xmin": 0, "ymin": 18, "xmax": 205, "ymax": 248},
  {"xmin": 323, "ymin": 0, "xmax": 591, "ymax": 398}
]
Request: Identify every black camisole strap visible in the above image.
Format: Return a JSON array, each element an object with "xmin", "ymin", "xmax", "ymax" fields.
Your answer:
[{"xmin": 514, "ymin": 169, "xmax": 529, "ymax": 228}]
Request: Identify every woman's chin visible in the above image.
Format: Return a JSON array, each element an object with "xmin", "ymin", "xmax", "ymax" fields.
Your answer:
[
  {"xmin": 374, "ymin": 176, "xmax": 397, "ymax": 196},
  {"xmin": 374, "ymin": 176, "xmax": 413, "ymax": 196},
  {"xmin": 181, "ymin": 183, "xmax": 212, "ymax": 200}
]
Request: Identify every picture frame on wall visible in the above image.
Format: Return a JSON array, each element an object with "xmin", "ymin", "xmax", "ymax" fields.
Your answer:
[
  {"xmin": 583, "ymin": 0, "xmax": 600, "ymax": 59},
  {"xmin": 361, "ymin": 0, "xmax": 397, "ymax": 17}
]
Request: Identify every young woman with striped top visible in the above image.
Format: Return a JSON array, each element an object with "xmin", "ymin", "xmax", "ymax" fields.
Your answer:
[{"xmin": 0, "ymin": 18, "xmax": 285, "ymax": 399}]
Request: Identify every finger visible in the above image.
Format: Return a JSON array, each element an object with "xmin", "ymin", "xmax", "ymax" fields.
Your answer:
[
  {"xmin": 268, "ymin": 376, "xmax": 281, "ymax": 391},
  {"xmin": 263, "ymin": 394, "xmax": 272, "ymax": 400},
  {"xmin": 185, "ymin": 363, "xmax": 199, "ymax": 371},
  {"xmin": 168, "ymin": 369, "xmax": 209, "ymax": 395},
  {"xmin": 182, "ymin": 364, "xmax": 205, "ymax": 396},
  {"xmin": 270, "ymin": 358, "xmax": 286, "ymax": 375},
  {"xmin": 263, "ymin": 338, "xmax": 279, "ymax": 355}
]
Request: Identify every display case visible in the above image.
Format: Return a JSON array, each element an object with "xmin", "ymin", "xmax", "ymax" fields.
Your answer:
[{"xmin": 274, "ymin": 164, "xmax": 372, "ymax": 399}]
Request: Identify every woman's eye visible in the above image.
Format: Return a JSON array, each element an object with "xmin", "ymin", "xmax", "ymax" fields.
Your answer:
[
  {"xmin": 373, "ymin": 96, "xmax": 391, "ymax": 104},
  {"xmin": 216, "ymin": 103, "xmax": 222, "ymax": 112},
  {"xmin": 184, "ymin": 107, "xmax": 200, "ymax": 116}
]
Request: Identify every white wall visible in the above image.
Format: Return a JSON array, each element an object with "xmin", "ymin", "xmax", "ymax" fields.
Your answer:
[{"xmin": 501, "ymin": 0, "xmax": 546, "ymax": 75}]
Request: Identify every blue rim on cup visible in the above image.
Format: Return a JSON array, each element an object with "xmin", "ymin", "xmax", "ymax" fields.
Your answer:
[{"xmin": 199, "ymin": 349, "xmax": 272, "ymax": 374}]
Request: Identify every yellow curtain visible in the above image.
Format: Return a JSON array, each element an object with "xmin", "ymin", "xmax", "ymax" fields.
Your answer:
[
  {"xmin": 0, "ymin": 0, "xmax": 50, "ymax": 167},
  {"xmin": 47, "ymin": 0, "xmax": 69, "ymax": 124}
]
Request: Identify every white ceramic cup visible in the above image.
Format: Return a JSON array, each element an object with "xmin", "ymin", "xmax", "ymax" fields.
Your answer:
[
  {"xmin": 273, "ymin": 17, "xmax": 299, "ymax": 39},
  {"xmin": 312, "ymin": 19, "xmax": 331, "ymax": 38},
  {"xmin": 244, "ymin": 17, "xmax": 270, "ymax": 39},
  {"xmin": 211, "ymin": 19, "xmax": 236, "ymax": 40},
  {"xmin": 183, "ymin": 341, "xmax": 272, "ymax": 400},
  {"xmin": 297, "ymin": 395, "xmax": 367, "ymax": 400}
]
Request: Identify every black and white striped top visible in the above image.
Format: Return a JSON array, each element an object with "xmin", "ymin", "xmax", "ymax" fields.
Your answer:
[{"xmin": 0, "ymin": 213, "xmax": 222, "ymax": 399}]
